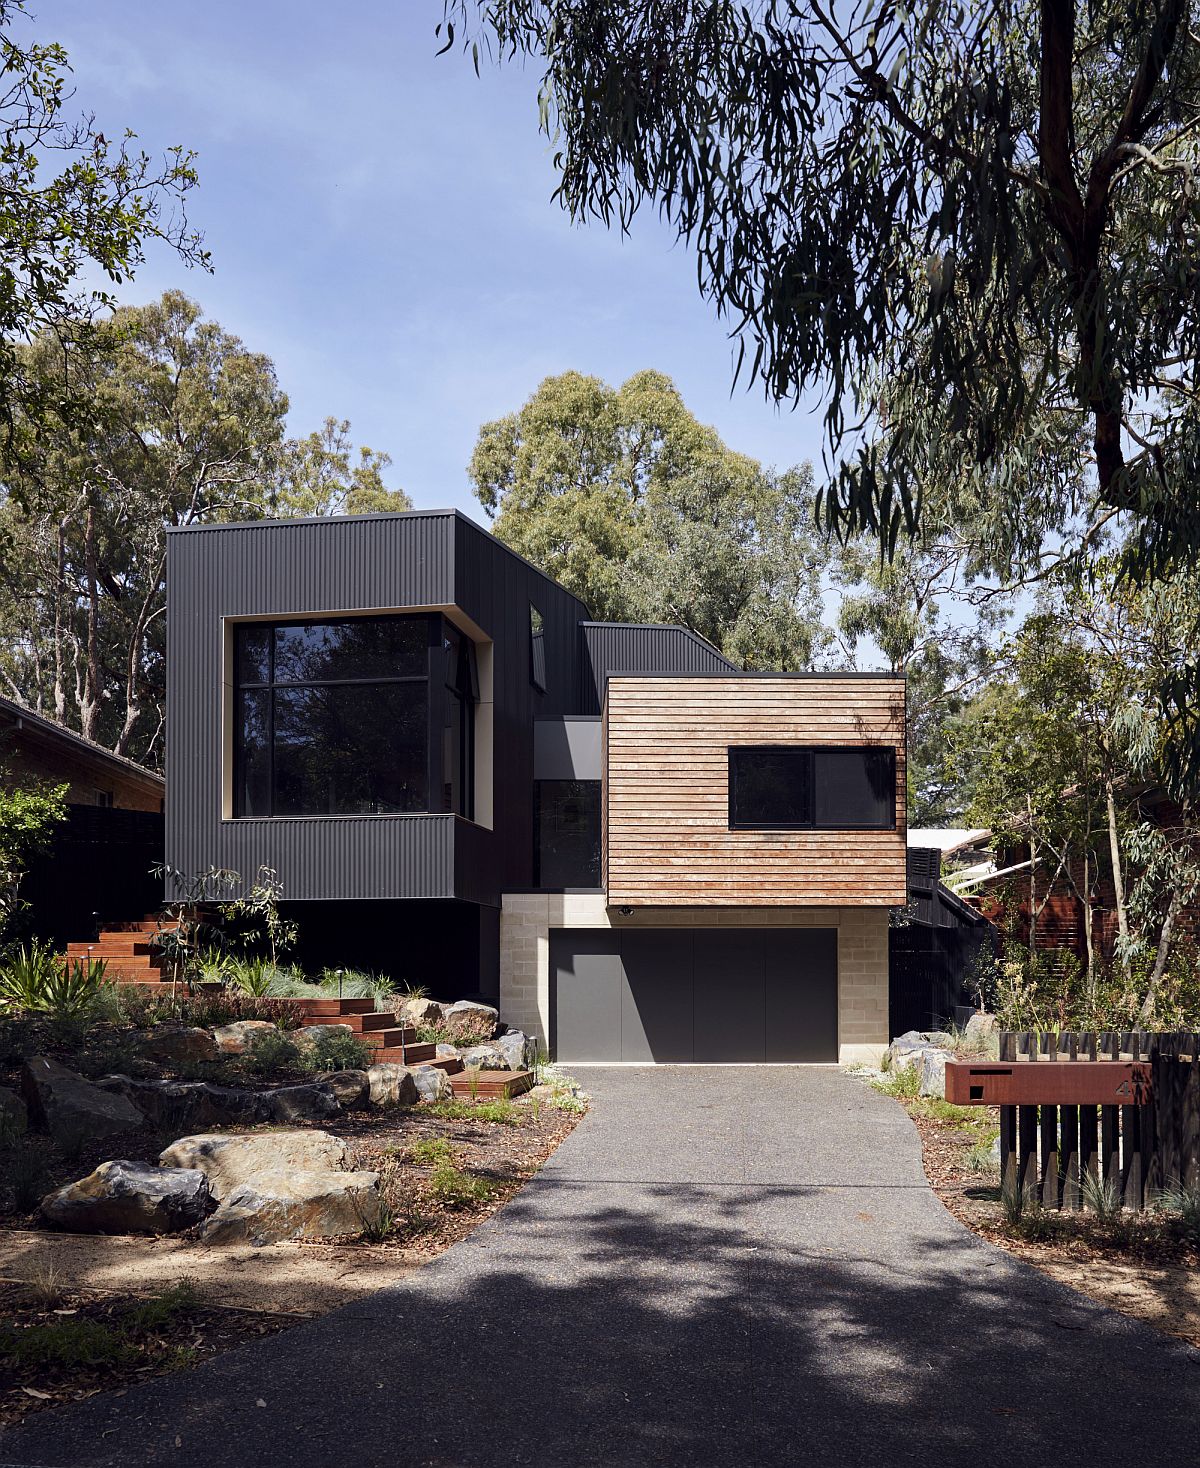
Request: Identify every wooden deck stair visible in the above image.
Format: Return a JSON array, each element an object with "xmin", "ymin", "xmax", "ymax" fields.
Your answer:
[
  {"xmin": 61, "ymin": 915, "xmax": 180, "ymax": 985},
  {"xmin": 291, "ymin": 998, "xmax": 534, "ymax": 1090},
  {"xmin": 293, "ymin": 996, "xmax": 463, "ymax": 1069}
]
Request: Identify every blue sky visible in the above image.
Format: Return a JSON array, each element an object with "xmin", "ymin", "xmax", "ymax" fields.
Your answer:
[{"xmin": 47, "ymin": 1, "xmax": 829, "ymax": 526}]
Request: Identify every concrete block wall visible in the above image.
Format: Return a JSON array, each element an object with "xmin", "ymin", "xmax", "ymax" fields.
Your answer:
[{"xmin": 499, "ymin": 894, "xmax": 890, "ymax": 1065}]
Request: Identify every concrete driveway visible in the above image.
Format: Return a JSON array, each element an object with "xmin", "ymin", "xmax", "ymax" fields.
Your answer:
[{"xmin": 2, "ymin": 1067, "xmax": 1197, "ymax": 1467}]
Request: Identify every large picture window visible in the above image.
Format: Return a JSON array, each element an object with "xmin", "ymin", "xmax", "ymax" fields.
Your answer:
[
  {"xmin": 729, "ymin": 746, "xmax": 896, "ymax": 831},
  {"xmin": 232, "ymin": 615, "xmax": 476, "ymax": 819}
]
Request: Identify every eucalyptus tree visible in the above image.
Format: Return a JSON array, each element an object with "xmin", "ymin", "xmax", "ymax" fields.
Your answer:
[
  {"xmin": 469, "ymin": 368, "xmax": 830, "ymax": 668},
  {"xmin": 0, "ymin": 1, "xmax": 206, "ymax": 452},
  {"xmin": 0, "ymin": 293, "xmax": 288, "ymax": 761},
  {"xmin": 441, "ymin": 0, "xmax": 1200, "ymax": 762}
]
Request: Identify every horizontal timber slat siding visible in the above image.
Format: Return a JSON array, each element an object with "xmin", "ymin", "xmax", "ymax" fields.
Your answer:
[{"xmin": 603, "ymin": 675, "xmax": 906, "ymax": 907}]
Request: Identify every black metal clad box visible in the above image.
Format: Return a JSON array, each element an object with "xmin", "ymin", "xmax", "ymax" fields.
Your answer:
[{"xmin": 164, "ymin": 510, "xmax": 588, "ymax": 906}]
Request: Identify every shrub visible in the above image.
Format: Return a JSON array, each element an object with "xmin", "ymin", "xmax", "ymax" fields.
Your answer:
[
  {"xmin": 226, "ymin": 956, "xmax": 276, "ymax": 997},
  {"xmin": 428, "ymin": 1161, "xmax": 497, "ymax": 1208},
  {"xmin": 873, "ymin": 1064, "xmax": 921, "ymax": 1100},
  {"xmin": 410, "ymin": 1137, "xmax": 455, "ymax": 1168},
  {"xmin": 1156, "ymin": 1181, "xmax": 1200, "ymax": 1245},
  {"xmin": 176, "ymin": 990, "xmax": 302, "ymax": 1031},
  {"xmin": 317, "ymin": 967, "xmax": 391, "ymax": 1000},
  {"xmin": 303, "ymin": 1026, "xmax": 371, "ymax": 1073},
  {"xmin": 244, "ymin": 1028, "xmax": 302, "ymax": 1076}
]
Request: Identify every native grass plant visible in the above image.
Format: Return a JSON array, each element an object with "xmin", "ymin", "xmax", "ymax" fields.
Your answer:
[
  {"xmin": 873, "ymin": 1064, "xmax": 922, "ymax": 1100},
  {"xmin": 244, "ymin": 1027, "xmax": 303, "ymax": 1077},
  {"xmin": 1155, "ymin": 1180, "xmax": 1200, "ymax": 1247},
  {"xmin": 423, "ymin": 1098, "xmax": 518, "ymax": 1125},
  {"xmin": 965, "ymin": 1139, "xmax": 1000, "ymax": 1177},
  {"xmin": 302, "ymin": 1025, "xmax": 371, "ymax": 1073},
  {"xmin": 0, "ymin": 1280, "xmax": 201, "ymax": 1372}
]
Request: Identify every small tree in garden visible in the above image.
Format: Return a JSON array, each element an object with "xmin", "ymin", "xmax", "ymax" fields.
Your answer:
[
  {"xmin": 149, "ymin": 862, "xmax": 240, "ymax": 989},
  {"xmin": 217, "ymin": 866, "xmax": 297, "ymax": 968},
  {"xmin": 0, "ymin": 772, "xmax": 67, "ymax": 940}
]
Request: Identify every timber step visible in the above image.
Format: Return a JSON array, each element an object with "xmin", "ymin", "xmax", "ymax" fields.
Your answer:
[
  {"xmin": 303, "ymin": 1010, "xmax": 399, "ymax": 1033},
  {"xmin": 297, "ymin": 998, "xmax": 375, "ymax": 1016},
  {"xmin": 448, "ymin": 1069, "xmax": 536, "ymax": 1100},
  {"xmin": 59, "ymin": 913, "xmax": 176, "ymax": 984}
]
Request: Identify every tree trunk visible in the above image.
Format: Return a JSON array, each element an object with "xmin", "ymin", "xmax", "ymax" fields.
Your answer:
[
  {"xmin": 53, "ymin": 517, "xmax": 68, "ymax": 725},
  {"xmin": 1081, "ymin": 848, "xmax": 1096, "ymax": 1005},
  {"xmin": 1137, "ymin": 885, "xmax": 1184, "ymax": 1028},
  {"xmin": 80, "ymin": 497, "xmax": 102, "ymax": 742},
  {"xmin": 1105, "ymin": 777, "xmax": 1131, "ymax": 973}
]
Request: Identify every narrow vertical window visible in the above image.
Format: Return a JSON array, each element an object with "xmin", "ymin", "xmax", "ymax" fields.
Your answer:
[{"xmin": 529, "ymin": 604, "xmax": 547, "ymax": 692}]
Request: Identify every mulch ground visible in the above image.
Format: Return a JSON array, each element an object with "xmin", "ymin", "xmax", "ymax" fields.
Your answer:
[
  {"xmin": 0, "ymin": 1277, "xmax": 297, "ymax": 1430},
  {"xmin": 1, "ymin": 1089, "xmax": 583, "ymax": 1427},
  {"xmin": 899, "ymin": 1095, "xmax": 1200, "ymax": 1349}
]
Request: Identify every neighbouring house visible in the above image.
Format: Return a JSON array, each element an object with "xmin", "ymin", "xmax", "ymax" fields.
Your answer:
[
  {"xmin": 0, "ymin": 695, "xmax": 165, "ymax": 945},
  {"xmin": 890, "ymin": 831, "xmax": 996, "ymax": 1034},
  {"xmin": 166, "ymin": 509, "xmax": 907, "ymax": 1063}
]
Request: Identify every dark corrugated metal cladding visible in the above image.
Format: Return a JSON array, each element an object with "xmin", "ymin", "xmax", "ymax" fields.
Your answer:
[{"xmin": 578, "ymin": 623, "xmax": 738, "ymax": 713}]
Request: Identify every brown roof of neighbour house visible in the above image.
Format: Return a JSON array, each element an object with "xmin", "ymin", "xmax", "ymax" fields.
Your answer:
[{"xmin": 0, "ymin": 695, "xmax": 164, "ymax": 792}]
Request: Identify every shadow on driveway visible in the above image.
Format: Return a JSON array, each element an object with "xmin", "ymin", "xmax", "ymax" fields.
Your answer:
[{"xmin": 1, "ymin": 1067, "xmax": 1196, "ymax": 1467}]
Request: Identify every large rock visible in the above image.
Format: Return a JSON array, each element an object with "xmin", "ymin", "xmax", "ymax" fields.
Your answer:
[
  {"xmin": 459, "ymin": 1044, "xmax": 508, "ymax": 1071},
  {"xmin": 366, "ymin": 1063, "xmax": 419, "ymax": 1108},
  {"xmin": 131, "ymin": 1027, "xmax": 218, "ymax": 1064},
  {"xmin": 212, "ymin": 1020, "xmax": 277, "ymax": 1055},
  {"xmin": 0, "ymin": 1087, "xmax": 27, "ymax": 1137},
  {"xmin": 963, "ymin": 1012, "xmax": 999, "ymax": 1047},
  {"xmin": 411, "ymin": 1066, "xmax": 453, "ymax": 1102},
  {"xmin": 494, "ymin": 1030, "xmax": 537, "ymax": 1072},
  {"xmin": 201, "ymin": 1170, "xmax": 382, "ymax": 1245},
  {"xmin": 315, "ymin": 1069, "xmax": 369, "ymax": 1108},
  {"xmin": 159, "ymin": 1130, "xmax": 348, "ymax": 1202},
  {"xmin": 40, "ymin": 1160, "xmax": 212, "ymax": 1235},
  {"xmin": 22, "ymin": 1057, "xmax": 145, "ymax": 1145},
  {"xmin": 266, "ymin": 1083, "xmax": 340, "ymax": 1123},
  {"xmin": 915, "ymin": 1048, "xmax": 950, "ymax": 1098},
  {"xmin": 435, "ymin": 1043, "xmax": 460, "ymax": 1059},
  {"xmin": 440, "ymin": 1000, "xmax": 499, "ymax": 1044},
  {"xmin": 398, "ymin": 996, "xmax": 445, "ymax": 1028},
  {"xmin": 98, "ymin": 1075, "xmax": 337, "ymax": 1130}
]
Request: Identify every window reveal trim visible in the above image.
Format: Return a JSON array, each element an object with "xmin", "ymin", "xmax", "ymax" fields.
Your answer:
[{"xmin": 727, "ymin": 744, "xmax": 897, "ymax": 832}]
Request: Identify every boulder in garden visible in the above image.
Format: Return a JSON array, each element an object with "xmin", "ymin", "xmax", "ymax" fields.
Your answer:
[
  {"xmin": 201, "ymin": 1170, "xmax": 383, "ymax": 1245},
  {"xmin": 40, "ymin": 1159, "xmax": 212, "ymax": 1234},
  {"xmin": 366, "ymin": 1063, "xmax": 419, "ymax": 1108},
  {"xmin": 440, "ymin": 1000, "xmax": 499, "ymax": 1044},
  {"xmin": 22, "ymin": 1057, "xmax": 145, "ymax": 1145},
  {"xmin": 159, "ymin": 1130, "xmax": 349, "ymax": 1202}
]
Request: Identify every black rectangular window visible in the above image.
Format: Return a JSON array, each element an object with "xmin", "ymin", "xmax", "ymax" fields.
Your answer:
[
  {"xmin": 232, "ymin": 615, "xmax": 475, "ymax": 819},
  {"xmin": 534, "ymin": 780, "xmax": 601, "ymax": 888},
  {"xmin": 729, "ymin": 746, "xmax": 895, "ymax": 830},
  {"xmin": 529, "ymin": 604, "xmax": 547, "ymax": 692}
]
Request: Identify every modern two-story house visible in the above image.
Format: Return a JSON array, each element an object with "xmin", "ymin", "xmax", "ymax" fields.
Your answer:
[{"xmin": 166, "ymin": 510, "xmax": 905, "ymax": 1064}]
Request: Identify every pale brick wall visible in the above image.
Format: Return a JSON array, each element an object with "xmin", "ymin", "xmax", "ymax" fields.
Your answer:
[{"xmin": 499, "ymin": 895, "xmax": 890, "ymax": 1064}]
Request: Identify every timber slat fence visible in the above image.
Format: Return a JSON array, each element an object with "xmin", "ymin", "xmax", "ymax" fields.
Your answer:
[{"xmin": 997, "ymin": 1030, "xmax": 1200, "ymax": 1210}]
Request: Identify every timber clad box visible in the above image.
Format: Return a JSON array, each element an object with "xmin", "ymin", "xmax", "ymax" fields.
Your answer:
[
  {"xmin": 603, "ymin": 675, "xmax": 906, "ymax": 906},
  {"xmin": 166, "ymin": 509, "xmax": 906, "ymax": 1066}
]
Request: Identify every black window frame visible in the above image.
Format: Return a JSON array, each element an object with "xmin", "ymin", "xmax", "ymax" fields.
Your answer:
[
  {"xmin": 533, "ymin": 778, "xmax": 602, "ymax": 890},
  {"xmin": 727, "ymin": 744, "xmax": 897, "ymax": 832},
  {"xmin": 529, "ymin": 603, "xmax": 547, "ymax": 692},
  {"xmin": 231, "ymin": 613, "xmax": 477, "ymax": 821}
]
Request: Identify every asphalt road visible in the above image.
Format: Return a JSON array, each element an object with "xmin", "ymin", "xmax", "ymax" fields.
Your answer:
[{"xmin": 2, "ymin": 1067, "xmax": 1197, "ymax": 1466}]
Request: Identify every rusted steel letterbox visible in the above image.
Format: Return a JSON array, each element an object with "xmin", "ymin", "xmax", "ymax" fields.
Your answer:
[{"xmin": 944, "ymin": 1061, "xmax": 1153, "ymax": 1107}]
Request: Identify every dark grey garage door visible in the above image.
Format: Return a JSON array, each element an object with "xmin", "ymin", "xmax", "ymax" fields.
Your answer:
[{"xmin": 550, "ymin": 928, "xmax": 838, "ymax": 1063}]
